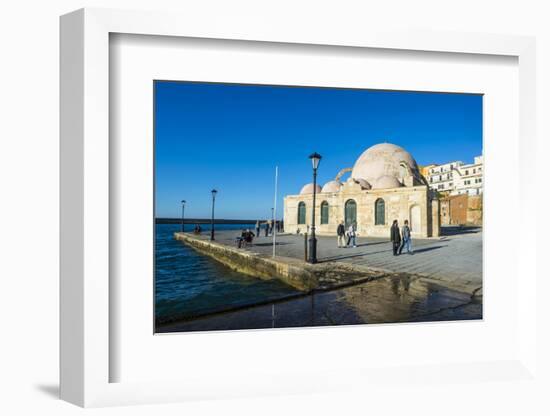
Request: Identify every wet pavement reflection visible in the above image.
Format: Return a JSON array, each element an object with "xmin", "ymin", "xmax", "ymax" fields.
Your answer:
[{"xmin": 158, "ymin": 275, "xmax": 482, "ymax": 333}]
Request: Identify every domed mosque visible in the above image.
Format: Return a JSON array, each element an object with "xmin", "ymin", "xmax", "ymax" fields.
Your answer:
[{"xmin": 283, "ymin": 143, "xmax": 440, "ymax": 238}]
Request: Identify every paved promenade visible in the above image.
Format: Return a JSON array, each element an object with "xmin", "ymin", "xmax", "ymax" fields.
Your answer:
[{"xmin": 198, "ymin": 226, "xmax": 482, "ymax": 295}]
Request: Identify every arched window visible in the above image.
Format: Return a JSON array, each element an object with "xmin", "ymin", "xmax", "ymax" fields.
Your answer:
[
  {"xmin": 375, "ymin": 198, "xmax": 385, "ymax": 225},
  {"xmin": 297, "ymin": 202, "xmax": 306, "ymax": 224},
  {"xmin": 320, "ymin": 201, "xmax": 329, "ymax": 224},
  {"xmin": 345, "ymin": 199, "xmax": 357, "ymax": 228}
]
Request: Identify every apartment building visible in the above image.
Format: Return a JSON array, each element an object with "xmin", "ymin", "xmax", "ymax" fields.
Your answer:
[{"xmin": 424, "ymin": 156, "xmax": 483, "ymax": 196}]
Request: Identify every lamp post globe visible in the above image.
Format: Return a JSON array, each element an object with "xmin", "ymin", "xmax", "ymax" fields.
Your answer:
[
  {"xmin": 308, "ymin": 152, "xmax": 322, "ymax": 264},
  {"xmin": 180, "ymin": 200, "xmax": 186, "ymax": 233},
  {"xmin": 210, "ymin": 189, "xmax": 217, "ymax": 241}
]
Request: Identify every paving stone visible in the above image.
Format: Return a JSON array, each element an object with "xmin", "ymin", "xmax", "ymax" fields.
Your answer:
[{"xmin": 190, "ymin": 226, "xmax": 482, "ymax": 294}]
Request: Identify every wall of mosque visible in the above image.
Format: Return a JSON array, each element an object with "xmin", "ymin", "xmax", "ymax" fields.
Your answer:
[{"xmin": 284, "ymin": 181, "xmax": 437, "ymax": 238}]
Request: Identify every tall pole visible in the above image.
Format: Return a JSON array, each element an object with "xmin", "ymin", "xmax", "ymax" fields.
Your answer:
[
  {"xmin": 308, "ymin": 167, "xmax": 318, "ymax": 263},
  {"xmin": 307, "ymin": 152, "xmax": 321, "ymax": 264},
  {"xmin": 272, "ymin": 166, "xmax": 278, "ymax": 258},
  {"xmin": 271, "ymin": 208, "xmax": 274, "ymax": 236},
  {"xmin": 180, "ymin": 200, "xmax": 186, "ymax": 233},
  {"xmin": 210, "ymin": 189, "xmax": 217, "ymax": 241}
]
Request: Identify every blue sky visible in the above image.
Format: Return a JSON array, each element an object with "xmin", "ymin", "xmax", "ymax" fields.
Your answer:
[{"xmin": 155, "ymin": 81, "xmax": 482, "ymax": 219}]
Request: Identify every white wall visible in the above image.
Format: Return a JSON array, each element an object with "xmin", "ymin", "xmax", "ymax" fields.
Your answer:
[{"xmin": 0, "ymin": 1, "xmax": 548, "ymax": 415}]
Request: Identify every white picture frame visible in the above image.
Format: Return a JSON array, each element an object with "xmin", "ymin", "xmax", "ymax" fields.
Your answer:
[{"xmin": 60, "ymin": 8, "xmax": 537, "ymax": 407}]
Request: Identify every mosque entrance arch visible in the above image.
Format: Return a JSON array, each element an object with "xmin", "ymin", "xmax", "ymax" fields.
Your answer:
[
  {"xmin": 410, "ymin": 204, "xmax": 421, "ymax": 234},
  {"xmin": 345, "ymin": 199, "xmax": 357, "ymax": 228}
]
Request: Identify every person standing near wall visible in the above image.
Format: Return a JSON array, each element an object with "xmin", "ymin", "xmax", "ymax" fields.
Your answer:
[
  {"xmin": 390, "ymin": 220, "xmax": 401, "ymax": 256},
  {"xmin": 337, "ymin": 221, "xmax": 346, "ymax": 248}
]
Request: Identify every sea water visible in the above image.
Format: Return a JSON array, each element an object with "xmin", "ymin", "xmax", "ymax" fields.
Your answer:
[{"xmin": 155, "ymin": 223, "xmax": 299, "ymax": 324}]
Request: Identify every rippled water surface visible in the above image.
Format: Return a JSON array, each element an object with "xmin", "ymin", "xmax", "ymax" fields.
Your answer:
[{"xmin": 155, "ymin": 223, "xmax": 299, "ymax": 324}]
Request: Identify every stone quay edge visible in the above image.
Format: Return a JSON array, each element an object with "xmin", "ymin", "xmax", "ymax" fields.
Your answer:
[{"xmin": 173, "ymin": 232, "xmax": 388, "ymax": 292}]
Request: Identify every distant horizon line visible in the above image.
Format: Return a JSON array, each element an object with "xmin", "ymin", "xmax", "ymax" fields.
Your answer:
[{"xmin": 155, "ymin": 218, "xmax": 279, "ymax": 224}]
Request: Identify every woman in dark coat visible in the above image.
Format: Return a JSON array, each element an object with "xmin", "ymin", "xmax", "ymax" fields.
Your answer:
[{"xmin": 390, "ymin": 220, "xmax": 401, "ymax": 256}]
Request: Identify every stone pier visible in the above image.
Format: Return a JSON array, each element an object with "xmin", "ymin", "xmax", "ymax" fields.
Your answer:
[{"xmin": 174, "ymin": 232, "xmax": 387, "ymax": 291}]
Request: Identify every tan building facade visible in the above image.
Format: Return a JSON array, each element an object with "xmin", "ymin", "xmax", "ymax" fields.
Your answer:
[
  {"xmin": 440, "ymin": 194, "xmax": 483, "ymax": 226},
  {"xmin": 284, "ymin": 143, "xmax": 440, "ymax": 238}
]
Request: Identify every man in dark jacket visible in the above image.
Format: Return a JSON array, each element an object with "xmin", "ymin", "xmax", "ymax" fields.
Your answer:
[
  {"xmin": 337, "ymin": 221, "xmax": 346, "ymax": 248},
  {"xmin": 390, "ymin": 220, "xmax": 401, "ymax": 256}
]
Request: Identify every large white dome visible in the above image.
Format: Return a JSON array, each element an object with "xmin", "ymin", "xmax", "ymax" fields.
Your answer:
[
  {"xmin": 372, "ymin": 175, "xmax": 403, "ymax": 190},
  {"xmin": 351, "ymin": 143, "xmax": 420, "ymax": 184},
  {"xmin": 300, "ymin": 183, "xmax": 322, "ymax": 195},
  {"xmin": 321, "ymin": 180, "xmax": 342, "ymax": 193}
]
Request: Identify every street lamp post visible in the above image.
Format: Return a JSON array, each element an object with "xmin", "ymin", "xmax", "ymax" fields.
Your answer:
[
  {"xmin": 180, "ymin": 200, "xmax": 186, "ymax": 232},
  {"xmin": 210, "ymin": 189, "xmax": 217, "ymax": 241},
  {"xmin": 308, "ymin": 152, "xmax": 322, "ymax": 264}
]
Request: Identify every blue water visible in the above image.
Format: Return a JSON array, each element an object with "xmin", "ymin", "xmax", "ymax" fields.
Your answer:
[{"xmin": 155, "ymin": 223, "xmax": 299, "ymax": 324}]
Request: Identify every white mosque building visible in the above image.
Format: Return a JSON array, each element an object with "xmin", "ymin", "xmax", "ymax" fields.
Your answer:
[{"xmin": 283, "ymin": 143, "xmax": 440, "ymax": 238}]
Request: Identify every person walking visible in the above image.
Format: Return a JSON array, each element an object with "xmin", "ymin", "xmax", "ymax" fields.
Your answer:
[
  {"xmin": 347, "ymin": 222, "xmax": 357, "ymax": 248},
  {"xmin": 390, "ymin": 219, "xmax": 401, "ymax": 256},
  {"xmin": 337, "ymin": 221, "xmax": 346, "ymax": 248},
  {"xmin": 399, "ymin": 220, "xmax": 413, "ymax": 254},
  {"xmin": 264, "ymin": 221, "xmax": 269, "ymax": 237},
  {"xmin": 255, "ymin": 220, "xmax": 260, "ymax": 238}
]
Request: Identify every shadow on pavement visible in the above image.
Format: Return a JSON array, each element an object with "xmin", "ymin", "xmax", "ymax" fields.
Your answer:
[
  {"xmin": 441, "ymin": 226, "xmax": 482, "ymax": 236},
  {"xmin": 319, "ymin": 244, "xmax": 446, "ymax": 262},
  {"xmin": 253, "ymin": 242, "xmax": 293, "ymax": 247},
  {"xmin": 319, "ymin": 253, "xmax": 369, "ymax": 262},
  {"xmin": 411, "ymin": 245, "xmax": 446, "ymax": 254},
  {"xmin": 356, "ymin": 241, "xmax": 387, "ymax": 247}
]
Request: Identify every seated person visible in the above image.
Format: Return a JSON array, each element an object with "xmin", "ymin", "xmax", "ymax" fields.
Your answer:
[{"xmin": 244, "ymin": 229, "xmax": 255, "ymax": 244}]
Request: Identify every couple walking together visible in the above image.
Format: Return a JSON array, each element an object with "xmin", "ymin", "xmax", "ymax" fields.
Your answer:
[
  {"xmin": 390, "ymin": 219, "xmax": 413, "ymax": 255},
  {"xmin": 337, "ymin": 221, "xmax": 357, "ymax": 248}
]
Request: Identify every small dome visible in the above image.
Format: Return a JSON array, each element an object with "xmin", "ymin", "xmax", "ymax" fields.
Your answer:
[
  {"xmin": 354, "ymin": 178, "xmax": 371, "ymax": 190},
  {"xmin": 372, "ymin": 175, "xmax": 403, "ymax": 189},
  {"xmin": 300, "ymin": 183, "xmax": 322, "ymax": 195},
  {"xmin": 321, "ymin": 180, "xmax": 342, "ymax": 193},
  {"xmin": 351, "ymin": 143, "xmax": 420, "ymax": 183}
]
